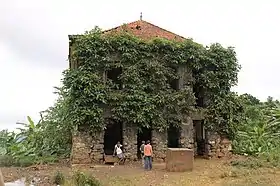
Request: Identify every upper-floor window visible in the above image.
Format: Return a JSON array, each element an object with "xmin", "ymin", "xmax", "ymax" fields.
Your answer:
[
  {"xmin": 106, "ymin": 67, "xmax": 123, "ymax": 90},
  {"xmin": 193, "ymin": 84, "xmax": 204, "ymax": 107},
  {"xmin": 169, "ymin": 67, "xmax": 179, "ymax": 90}
]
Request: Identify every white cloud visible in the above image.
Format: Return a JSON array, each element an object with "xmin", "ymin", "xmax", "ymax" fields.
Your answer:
[{"xmin": 0, "ymin": 0, "xmax": 280, "ymax": 130}]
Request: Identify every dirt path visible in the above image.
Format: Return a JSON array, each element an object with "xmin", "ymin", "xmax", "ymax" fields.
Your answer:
[{"xmin": 2, "ymin": 158, "xmax": 280, "ymax": 186}]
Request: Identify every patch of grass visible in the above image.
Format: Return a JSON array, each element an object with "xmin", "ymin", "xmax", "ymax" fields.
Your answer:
[
  {"xmin": 230, "ymin": 154, "xmax": 280, "ymax": 169},
  {"xmin": 220, "ymin": 168, "xmax": 251, "ymax": 178},
  {"xmin": 106, "ymin": 176, "xmax": 133, "ymax": 186},
  {"xmin": 72, "ymin": 171, "xmax": 101, "ymax": 186},
  {"xmin": 224, "ymin": 183, "xmax": 273, "ymax": 186},
  {"xmin": 37, "ymin": 156, "xmax": 59, "ymax": 164},
  {"xmin": 53, "ymin": 171, "xmax": 65, "ymax": 185},
  {"xmin": 0, "ymin": 155, "xmax": 16, "ymax": 166},
  {"xmin": 230, "ymin": 158, "xmax": 267, "ymax": 168},
  {"xmin": 223, "ymin": 175, "xmax": 276, "ymax": 186},
  {"xmin": 220, "ymin": 171, "xmax": 237, "ymax": 178},
  {"xmin": 259, "ymin": 150, "xmax": 280, "ymax": 167},
  {"xmin": 15, "ymin": 156, "xmax": 35, "ymax": 167}
]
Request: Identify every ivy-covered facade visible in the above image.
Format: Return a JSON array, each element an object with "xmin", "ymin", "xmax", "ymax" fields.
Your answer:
[{"xmin": 67, "ymin": 20, "xmax": 239, "ymax": 164}]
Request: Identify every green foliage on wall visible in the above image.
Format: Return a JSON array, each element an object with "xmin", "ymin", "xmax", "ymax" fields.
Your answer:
[{"xmin": 62, "ymin": 27, "xmax": 240, "ymax": 134}]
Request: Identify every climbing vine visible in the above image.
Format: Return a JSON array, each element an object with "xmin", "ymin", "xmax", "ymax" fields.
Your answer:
[
  {"xmin": 191, "ymin": 43, "xmax": 242, "ymax": 137},
  {"xmin": 62, "ymin": 27, "xmax": 240, "ymax": 135}
]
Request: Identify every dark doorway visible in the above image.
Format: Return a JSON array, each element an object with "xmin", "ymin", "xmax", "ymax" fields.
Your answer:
[
  {"xmin": 167, "ymin": 125, "xmax": 180, "ymax": 148},
  {"xmin": 193, "ymin": 120, "xmax": 205, "ymax": 156},
  {"xmin": 137, "ymin": 127, "xmax": 152, "ymax": 159},
  {"xmin": 103, "ymin": 119, "xmax": 123, "ymax": 155}
]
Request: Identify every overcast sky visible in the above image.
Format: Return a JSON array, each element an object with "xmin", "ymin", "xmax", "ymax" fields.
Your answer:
[{"xmin": 1, "ymin": 0, "xmax": 280, "ymax": 131}]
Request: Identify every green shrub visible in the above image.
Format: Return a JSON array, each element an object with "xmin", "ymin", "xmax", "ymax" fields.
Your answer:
[
  {"xmin": 232, "ymin": 98, "xmax": 280, "ymax": 165},
  {"xmin": 73, "ymin": 171, "xmax": 101, "ymax": 186},
  {"xmin": 0, "ymin": 114, "xmax": 72, "ymax": 168}
]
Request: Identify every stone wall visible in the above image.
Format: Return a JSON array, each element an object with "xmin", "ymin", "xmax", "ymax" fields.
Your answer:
[
  {"xmin": 206, "ymin": 132, "xmax": 232, "ymax": 158},
  {"xmin": 71, "ymin": 130, "xmax": 104, "ymax": 164},
  {"xmin": 71, "ymin": 130, "xmax": 92, "ymax": 164},
  {"xmin": 90, "ymin": 131, "xmax": 105, "ymax": 162},
  {"xmin": 71, "ymin": 120, "xmax": 198, "ymax": 164},
  {"xmin": 71, "ymin": 123, "xmax": 139, "ymax": 164},
  {"xmin": 151, "ymin": 116, "xmax": 194, "ymax": 162},
  {"xmin": 152, "ymin": 130, "xmax": 167, "ymax": 162},
  {"xmin": 180, "ymin": 117, "xmax": 194, "ymax": 149},
  {"xmin": 123, "ymin": 123, "xmax": 138, "ymax": 161}
]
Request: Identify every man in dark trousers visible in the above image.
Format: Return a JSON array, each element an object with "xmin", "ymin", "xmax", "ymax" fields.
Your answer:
[
  {"xmin": 140, "ymin": 140, "xmax": 145, "ymax": 167},
  {"xmin": 144, "ymin": 140, "xmax": 153, "ymax": 170}
]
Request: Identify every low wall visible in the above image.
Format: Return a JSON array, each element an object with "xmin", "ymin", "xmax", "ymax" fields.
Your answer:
[{"xmin": 206, "ymin": 132, "xmax": 232, "ymax": 158}]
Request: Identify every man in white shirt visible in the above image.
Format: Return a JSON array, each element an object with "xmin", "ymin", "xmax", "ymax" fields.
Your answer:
[{"xmin": 113, "ymin": 141, "xmax": 125, "ymax": 164}]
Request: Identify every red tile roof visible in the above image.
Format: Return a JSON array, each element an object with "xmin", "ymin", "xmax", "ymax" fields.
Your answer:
[
  {"xmin": 69, "ymin": 20, "xmax": 186, "ymax": 42},
  {"xmin": 102, "ymin": 20, "xmax": 186, "ymax": 41}
]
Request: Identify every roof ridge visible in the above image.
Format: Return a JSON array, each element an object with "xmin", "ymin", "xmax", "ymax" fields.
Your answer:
[
  {"xmin": 140, "ymin": 20, "xmax": 186, "ymax": 40},
  {"xmin": 102, "ymin": 20, "xmax": 140, "ymax": 34},
  {"xmin": 70, "ymin": 19, "xmax": 187, "ymax": 41},
  {"xmin": 102, "ymin": 20, "xmax": 186, "ymax": 40}
]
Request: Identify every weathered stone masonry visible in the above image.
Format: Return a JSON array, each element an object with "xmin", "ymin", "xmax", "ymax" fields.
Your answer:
[
  {"xmin": 180, "ymin": 117, "xmax": 194, "ymax": 149},
  {"xmin": 152, "ymin": 130, "xmax": 167, "ymax": 162},
  {"xmin": 70, "ymin": 126, "xmax": 231, "ymax": 164},
  {"xmin": 206, "ymin": 132, "xmax": 232, "ymax": 158},
  {"xmin": 122, "ymin": 123, "xmax": 138, "ymax": 161},
  {"xmin": 71, "ymin": 129, "xmax": 104, "ymax": 164},
  {"xmin": 71, "ymin": 123, "xmax": 195, "ymax": 164}
]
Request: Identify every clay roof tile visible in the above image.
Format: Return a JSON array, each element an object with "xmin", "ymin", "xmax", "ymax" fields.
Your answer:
[{"xmin": 69, "ymin": 20, "xmax": 186, "ymax": 42}]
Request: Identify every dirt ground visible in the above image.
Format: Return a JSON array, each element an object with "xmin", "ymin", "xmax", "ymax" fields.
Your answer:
[{"xmin": 2, "ymin": 158, "xmax": 280, "ymax": 186}]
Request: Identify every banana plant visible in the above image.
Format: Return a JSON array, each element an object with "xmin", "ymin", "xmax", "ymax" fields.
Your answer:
[
  {"xmin": 233, "ymin": 102, "xmax": 280, "ymax": 155},
  {"xmin": 7, "ymin": 116, "xmax": 44, "ymax": 157}
]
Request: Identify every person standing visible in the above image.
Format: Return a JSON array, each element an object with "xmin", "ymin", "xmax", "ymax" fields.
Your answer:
[
  {"xmin": 113, "ymin": 141, "xmax": 125, "ymax": 164},
  {"xmin": 140, "ymin": 140, "xmax": 145, "ymax": 167},
  {"xmin": 144, "ymin": 140, "xmax": 153, "ymax": 170}
]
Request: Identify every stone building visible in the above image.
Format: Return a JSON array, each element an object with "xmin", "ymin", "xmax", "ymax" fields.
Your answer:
[{"xmin": 68, "ymin": 19, "xmax": 232, "ymax": 164}]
